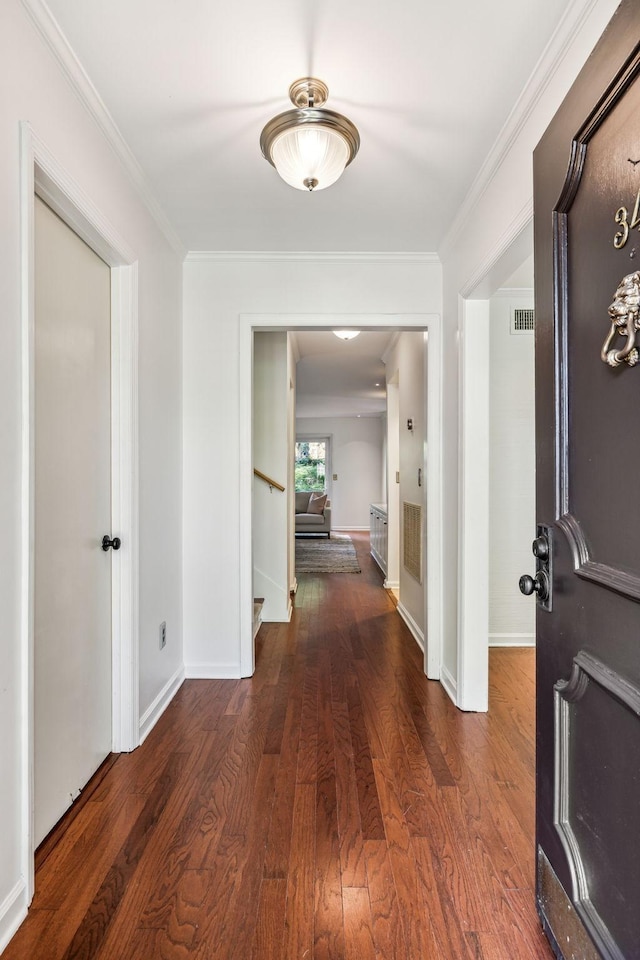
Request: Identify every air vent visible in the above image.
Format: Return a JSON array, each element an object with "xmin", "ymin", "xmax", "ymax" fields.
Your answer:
[
  {"xmin": 511, "ymin": 307, "xmax": 535, "ymax": 334},
  {"xmin": 403, "ymin": 501, "xmax": 422, "ymax": 584}
]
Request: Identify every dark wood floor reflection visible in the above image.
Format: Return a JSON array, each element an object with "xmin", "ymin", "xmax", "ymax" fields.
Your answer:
[{"xmin": 6, "ymin": 532, "xmax": 553, "ymax": 959}]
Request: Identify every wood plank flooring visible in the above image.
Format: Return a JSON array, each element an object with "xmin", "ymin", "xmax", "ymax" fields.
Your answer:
[{"xmin": 5, "ymin": 532, "xmax": 553, "ymax": 959}]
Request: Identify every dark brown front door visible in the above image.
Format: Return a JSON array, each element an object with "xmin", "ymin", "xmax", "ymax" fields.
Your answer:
[{"xmin": 533, "ymin": 5, "xmax": 640, "ymax": 959}]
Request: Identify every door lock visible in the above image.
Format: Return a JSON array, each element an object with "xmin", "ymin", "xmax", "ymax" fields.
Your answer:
[
  {"xmin": 519, "ymin": 525, "xmax": 552, "ymax": 611},
  {"xmin": 102, "ymin": 535, "xmax": 121, "ymax": 552}
]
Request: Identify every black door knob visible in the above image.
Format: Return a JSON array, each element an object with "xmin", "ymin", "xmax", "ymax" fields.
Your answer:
[
  {"xmin": 102, "ymin": 535, "xmax": 121, "ymax": 552},
  {"xmin": 532, "ymin": 535, "xmax": 549, "ymax": 561},
  {"xmin": 519, "ymin": 571, "xmax": 549, "ymax": 601}
]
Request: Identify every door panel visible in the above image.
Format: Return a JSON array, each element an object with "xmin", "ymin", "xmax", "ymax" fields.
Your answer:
[
  {"xmin": 34, "ymin": 196, "xmax": 112, "ymax": 845},
  {"xmin": 533, "ymin": 5, "xmax": 640, "ymax": 959}
]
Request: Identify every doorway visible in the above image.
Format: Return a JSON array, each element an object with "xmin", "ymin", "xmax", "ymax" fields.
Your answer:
[
  {"xmin": 457, "ymin": 220, "xmax": 535, "ymax": 711},
  {"xmin": 238, "ymin": 313, "xmax": 442, "ymax": 684}
]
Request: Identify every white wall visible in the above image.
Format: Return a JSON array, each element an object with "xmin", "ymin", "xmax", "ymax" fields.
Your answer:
[
  {"xmin": 0, "ymin": 1, "xmax": 183, "ymax": 948},
  {"xmin": 295, "ymin": 416, "xmax": 384, "ymax": 529},
  {"xmin": 489, "ymin": 291, "xmax": 536, "ymax": 646},
  {"xmin": 183, "ymin": 257, "xmax": 442, "ymax": 677},
  {"xmin": 384, "ymin": 333, "xmax": 427, "ymax": 642},
  {"xmin": 386, "ymin": 380, "xmax": 400, "ymax": 588},
  {"xmin": 253, "ymin": 333, "xmax": 290, "ymax": 621}
]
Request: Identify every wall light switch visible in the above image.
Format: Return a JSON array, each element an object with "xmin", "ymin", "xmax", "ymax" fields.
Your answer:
[
  {"xmin": 332, "ymin": 474, "xmax": 338, "ymax": 481},
  {"xmin": 396, "ymin": 471, "xmax": 400, "ymax": 484}
]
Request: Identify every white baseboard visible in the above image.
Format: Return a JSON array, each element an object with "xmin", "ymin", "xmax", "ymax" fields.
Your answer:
[
  {"xmin": 384, "ymin": 579, "xmax": 399, "ymax": 590},
  {"xmin": 440, "ymin": 664, "xmax": 458, "ymax": 706},
  {"xmin": 139, "ymin": 665, "xmax": 185, "ymax": 744},
  {"xmin": 397, "ymin": 602, "xmax": 425, "ymax": 652},
  {"xmin": 0, "ymin": 879, "xmax": 28, "ymax": 954},
  {"xmin": 290, "ymin": 577, "xmax": 298, "ymax": 595},
  {"xmin": 331, "ymin": 525, "xmax": 369, "ymax": 531},
  {"xmin": 261, "ymin": 599, "xmax": 293, "ymax": 623},
  {"xmin": 489, "ymin": 633, "xmax": 535, "ymax": 647},
  {"xmin": 184, "ymin": 662, "xmax": 242, "ymax": 680}
]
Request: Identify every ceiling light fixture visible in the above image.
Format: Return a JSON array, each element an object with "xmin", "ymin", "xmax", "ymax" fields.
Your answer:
[
  {"xmin": 332, "ymin": 330, "xmax": 360, "ymax": 340},
  {"xmin": 260, "ymin": 78, "xmax": 360, "ymax": 192}
]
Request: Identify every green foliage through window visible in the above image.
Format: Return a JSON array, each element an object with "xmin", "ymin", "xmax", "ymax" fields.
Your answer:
[{"xmin": 295, "ymin": 440, "xmax": 327, "ymax": 492}]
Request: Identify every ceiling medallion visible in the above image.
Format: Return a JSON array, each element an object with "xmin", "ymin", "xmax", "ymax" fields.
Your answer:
[{"xmin": 260, "ymin": 78, "xmax": 360, "ymax": 192}]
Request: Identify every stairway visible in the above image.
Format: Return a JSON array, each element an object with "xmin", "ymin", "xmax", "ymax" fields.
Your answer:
[{"xmin": 253, "ymin": 598, "xmax": 264, "ymax": 640}]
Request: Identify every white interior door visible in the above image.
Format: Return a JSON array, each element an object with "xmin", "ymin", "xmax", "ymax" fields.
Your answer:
[{"xmin": 34, "ymin": 195, "xmax": 112, "ymax": 846}]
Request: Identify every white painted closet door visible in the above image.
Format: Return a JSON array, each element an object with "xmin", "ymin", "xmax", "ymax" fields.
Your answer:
[{"xmin": 34, "ymin": 196, "xmax": 112, "ymax": 845}]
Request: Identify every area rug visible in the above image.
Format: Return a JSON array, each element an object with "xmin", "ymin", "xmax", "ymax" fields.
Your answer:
[{"xmin": 295, "ymin": 534, "xmax": 361, "ymax": 574}]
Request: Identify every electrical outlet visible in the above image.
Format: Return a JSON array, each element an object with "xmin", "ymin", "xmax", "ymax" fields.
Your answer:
[{"xmin": 159, "ymin": 621, "xmax": 167, "ymax": 649}]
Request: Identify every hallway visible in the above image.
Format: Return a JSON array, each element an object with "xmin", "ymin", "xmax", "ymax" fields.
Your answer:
[{"xmin": 6, "ymin": 533, "xmax": 552, "ymax": 959}]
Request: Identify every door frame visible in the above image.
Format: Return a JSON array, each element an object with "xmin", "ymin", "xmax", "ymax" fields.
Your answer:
[
  {"xmin": 19, "ymin": 123, "xmax": 140, "ymax": 899},
  {"xmin": 457, "ymin": 210, "xmax": 533, "ymax": 711},
  {"xmin": 238, "ymin": 313, "xmax": 442, "ymax": 681}
]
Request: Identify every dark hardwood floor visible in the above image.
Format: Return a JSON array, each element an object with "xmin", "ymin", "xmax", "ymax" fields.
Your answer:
[{"xmin": 5, "ymin": 532, "xmax": 553, "ymax": 959}]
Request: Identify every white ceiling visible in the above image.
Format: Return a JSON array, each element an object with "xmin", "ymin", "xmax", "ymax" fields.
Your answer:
[
  {"xmin": 40, "ymin": 0, "xmax": 557, "ymax": 415},
  {"xmin": 43, "ymin": 0, "xmax": 572, "ymax": 253},
  {"xmin": 293, "ymin": 331, "xmax": 392, "ymax": 419}
]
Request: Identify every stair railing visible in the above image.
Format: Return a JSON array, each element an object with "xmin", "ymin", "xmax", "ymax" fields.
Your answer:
[{"xmin": 254, "ymin": 468, "xmax": 285, "ymax": 493}]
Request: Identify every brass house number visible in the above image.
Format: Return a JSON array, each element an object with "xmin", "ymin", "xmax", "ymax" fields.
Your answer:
[{"xmin": 614, "ymin": 188, "xmax": 640, "ymax": 248}]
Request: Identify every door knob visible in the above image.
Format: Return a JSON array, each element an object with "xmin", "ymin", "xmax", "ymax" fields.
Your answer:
[
  {"xmin": 519, "ymin": 571, "xmax": 549, "ymax": 602},
  {"xmin": 102, "ymin": 535, "xmax": 121, "ymax": 552}
]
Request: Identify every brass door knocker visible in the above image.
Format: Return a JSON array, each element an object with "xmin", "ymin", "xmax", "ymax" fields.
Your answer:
[{"xmin": 601, "ymin": 271, "xmax": 640, "ymax": 367}]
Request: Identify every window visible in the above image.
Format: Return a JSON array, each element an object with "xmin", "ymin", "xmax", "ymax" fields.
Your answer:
[{"xmin": 295, "ymin": 438, "xmax": 330, "ymax": 492}]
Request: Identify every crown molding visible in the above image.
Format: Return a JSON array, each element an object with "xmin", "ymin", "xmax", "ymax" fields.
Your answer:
[
  {"xmin": 289, "ymin": 331, "xmax": 301, "ymax": 364},
  {"xmin": 491, "ymin": 286, "xmax": 534, "ymax": 299},
  {"xmin": 438, "ymin": 0, "xmax": 604, "ymax": 263},
  {"xmin": 20, "ymin": 0, "xmax": 186, "ymax": 261},
  {"xmin": 185, "ymin": 251, "xmax": 440, "ymax": 264},
  {"xmin": 459, "ymin": 197, "xmax": 533, "ymax": 298},
  {"xmin": 381, "ymin": 331, "xmax": 401, "ymax": 365}
]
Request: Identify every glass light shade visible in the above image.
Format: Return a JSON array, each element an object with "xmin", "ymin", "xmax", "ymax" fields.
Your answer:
[
  {"xmin": 333, "ymin": 330, "xmax": 360, "ymax": 340},
  {"xmin": 271, "ymin": 125, "xmax": 350, "ymax": 191}
]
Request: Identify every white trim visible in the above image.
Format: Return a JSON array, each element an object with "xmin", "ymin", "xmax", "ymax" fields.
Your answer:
[
  {"xmin": 19, "ymin": 0, "xmax": 185, "ymax": 260},
  {"xmin": 489, "ymin": 633, "xmax": 536, "ymax": 647},
  {"xmin": 290, "ymin": 577, "xmax": 298, "ymax": 595},
  {"xmin": 0, "ymin": 880, "xmax": 28, "ymax": 955},
  {"xmin": 438, "ymin": 0, "xmax": 602, "ymax": 262},
  {"xmin": 397, "ymin": 603, "xmax": 425, "ymax": 653},
  {"xmin": 185, "ymin": 251, "xmax": 439, "ymax": 264},
  {"xmin": 262, "ymin": 604, "xmax": 293, "ymax": 624},
  {"xmin": 239, "ymin": 320, "xmax": 255, "ymax": 677},
  {"xmin": 184, "ymin": 662, "xmax": 244, "ymax": 680},
  {"xmin": 457, "ymin": 298, "xmax": 490, "ymax": 712},
  {"xmin": 440, "ymin": 664, "xmax": 458, "ymax": 707},
  {"xmin": 239, "ymin": 314, "xmax": 444, "ymax": 689},
  {"xmin": 459, "ymin": 200, "xmax": 533, "ymax": 299},
  {"xmin": 383, "ymin": 579, "xmax": 400, "ymax": 591},
  {"xmin": 139, "ymin": 667, "xmax": 185, "ymax": 744},
  {"xmin": 331, "ymin": 525, "xmax": 369, "ymax": 532},
  {"xmin": 19, "ymin": 123, "xmax": 139, "ymax": 905},
  {"xmin": 491, "ymin": 287, "xmax": 534, "ymax": 299},
  {"xmin": 110, "ymin": 263, "xmax": 140, "ymax": 753}
]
